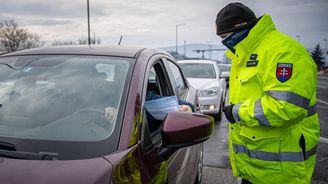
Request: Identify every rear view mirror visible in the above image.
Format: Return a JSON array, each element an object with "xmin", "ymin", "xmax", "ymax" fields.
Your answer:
[{"xmin": 158, "ymin": 112, "xmax": 214, "ymax": 160}]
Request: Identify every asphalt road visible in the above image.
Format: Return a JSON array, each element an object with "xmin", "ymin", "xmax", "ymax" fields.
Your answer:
[
  {"xmin": 313, "ymin": 74, "xmax": 328, "ymax": 182},
  {"xmin": 202, "ymin": 74, "xmax": 328, "ymax": 184}
]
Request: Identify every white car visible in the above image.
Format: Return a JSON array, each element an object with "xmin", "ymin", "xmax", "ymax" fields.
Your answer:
[{"xmin": 178, "ymin": 60, "xmax": 226, "ymax": 120}]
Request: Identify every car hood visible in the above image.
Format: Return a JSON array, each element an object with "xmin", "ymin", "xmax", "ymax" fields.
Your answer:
[
  {"xmin": 0, "ymin": 157, "xmax": 112, "ymax": 184},
  {"xmin": 186, "ymin": 78, "xmax": 219, "ymax": 90}
]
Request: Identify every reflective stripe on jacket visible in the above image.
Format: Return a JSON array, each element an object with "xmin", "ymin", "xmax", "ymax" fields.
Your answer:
[{"xmin": 226, "ymin": 14, "xmax": 320, "ymax": 184}]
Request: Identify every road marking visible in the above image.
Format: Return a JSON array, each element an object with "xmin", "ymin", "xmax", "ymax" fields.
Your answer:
[
  {"xmin": 317, "ymin": 105, "xmax": 328, "ymax": 109},
  {"xmin": 318, "ymin": 75, "xmax": 328, "ymax": 79},
  {"xmin": 318, "ymin": 85, "xmax": 328, "ymax": 89},
  {"xmin": 317, "ymin": 99, "xmax": 328, "ymax": 106},
  {"xmin": 318, "ymin": 81, "xmax": 328, "ymax": 84},
  {"xmin": 319, "ymin": 137, "xmax": 328, "ymax": 144}
]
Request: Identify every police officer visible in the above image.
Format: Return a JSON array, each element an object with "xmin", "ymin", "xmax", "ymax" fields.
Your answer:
[{"xmin": 216, "ymin": 3, "xmax": 320, "ymax": 184}]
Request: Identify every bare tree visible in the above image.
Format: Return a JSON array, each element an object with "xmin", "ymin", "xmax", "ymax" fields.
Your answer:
[{"xmin": 0, "ymin": 20, "xmax": 43, "ymax": 53}]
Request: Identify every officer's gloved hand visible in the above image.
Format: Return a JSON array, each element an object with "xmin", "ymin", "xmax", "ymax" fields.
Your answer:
[{"xmin": 223, "ymin": 104, "xmax": 236, "ymax": 124}]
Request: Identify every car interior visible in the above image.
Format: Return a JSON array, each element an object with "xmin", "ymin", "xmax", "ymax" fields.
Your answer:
[{"xmin": 142, "ymin": 61, "xmax": 175, "ymax": 149}]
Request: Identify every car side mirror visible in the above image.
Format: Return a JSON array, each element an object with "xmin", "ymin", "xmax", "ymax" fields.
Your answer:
[{"xmin": 158, "ymin": 112, "xmax": 214, "ymax": 160}]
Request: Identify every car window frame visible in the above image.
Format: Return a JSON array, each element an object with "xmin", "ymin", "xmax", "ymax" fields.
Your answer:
[
  {"xmin": 163, "ymin": 58, "xmax": 189, "ymax": 99},
  {"xmin": 141, "ymin": 55, "xmax": 177, "ymax": 150}
]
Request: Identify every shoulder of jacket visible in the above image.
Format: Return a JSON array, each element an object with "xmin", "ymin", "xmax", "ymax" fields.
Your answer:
[{"xmin": 260, "ymin": 31, "xmax": 299, "ymax": 53}]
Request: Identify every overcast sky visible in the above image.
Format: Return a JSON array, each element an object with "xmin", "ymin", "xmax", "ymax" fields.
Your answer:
[{"xmin": 0, "ymin": 0, "xmax": 327, "ymax": 49}]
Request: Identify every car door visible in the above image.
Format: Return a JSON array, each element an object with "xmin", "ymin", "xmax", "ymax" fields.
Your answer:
[
  {"xmin": 111, "ymin": 55, "xmax": 173, "ymax": 184},
  {"xmin": 164, "ymin": 59, "xmax": 201, "ymax": 184},
  {"xmin": 136, "ymin": 55, "xmax": 196, "ymax": 184}
]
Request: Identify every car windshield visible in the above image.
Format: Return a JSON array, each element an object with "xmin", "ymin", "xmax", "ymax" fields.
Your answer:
[
  {"xmin": 179, "ymin": 63, "xmax": 216, "ymax": 78},
  {"xmin": 0, "ymin": 55, "xmax": 132, "ymax": 160},
  {"xmin": 218, "ymin": 64, "xmax": 230, "ymax": 71}
]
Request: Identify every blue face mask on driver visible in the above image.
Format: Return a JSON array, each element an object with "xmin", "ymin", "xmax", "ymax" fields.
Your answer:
[{"xmin": 221, "ymin": 29, "xmax": 250, "ymax": 54}]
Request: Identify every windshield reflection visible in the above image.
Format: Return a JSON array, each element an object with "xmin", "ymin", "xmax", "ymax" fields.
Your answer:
[{"xmin": 0, "ymin": 55, "xmax": 130, "ymax": 142}]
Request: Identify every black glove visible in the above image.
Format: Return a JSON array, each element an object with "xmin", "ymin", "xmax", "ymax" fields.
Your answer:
[{"xmin": 223, "ymin": 104, "xmax": 236, "ymax": 124}]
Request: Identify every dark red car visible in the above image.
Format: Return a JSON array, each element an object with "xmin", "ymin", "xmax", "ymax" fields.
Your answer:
[{"xmin": 0, "ymin": 46, "xmax": 214, "ymax": 184}]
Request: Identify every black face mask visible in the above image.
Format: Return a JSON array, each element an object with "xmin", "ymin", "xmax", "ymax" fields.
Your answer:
[{"xmin": 221, "ymin": 29, "xmax": 250, "ymax": 53}]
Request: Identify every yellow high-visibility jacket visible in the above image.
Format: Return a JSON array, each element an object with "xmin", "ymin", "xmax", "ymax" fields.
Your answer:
[{"xmin": 226, "ymin": 14, "xmax": 320, "ymax": 184}]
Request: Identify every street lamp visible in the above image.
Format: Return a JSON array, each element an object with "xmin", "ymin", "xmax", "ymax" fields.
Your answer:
[
  {"xmin": 184, "ymin": 40, "xmax": 187, "ymax": 58},
  {"xmin": 296, "ymin": 35, "xmax": 300, "ymax": 43},
  {"xmin": 176, "ymin": 24, "xmax": 185, "ymax": 55},
  {"xmin": 324, "ymin": 39, "xmax": 327, "ymax": 64},
  {"xmin": 87, "ymin": 0, "xmax": 91, "ymax": 45}
]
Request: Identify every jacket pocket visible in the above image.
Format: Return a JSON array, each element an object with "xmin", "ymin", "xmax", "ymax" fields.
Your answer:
[
  {"xmin": 237, "ymin": 71, "xmax": 262, "ymax": 101},
  {"xmin": 240, "ymin": 125, "xmax": 281, "ymax": 146},
  {"xmin": 239, "ymin": 125, "xmax": 282, "ymax": 171},
  {"xmin": 239, "ymin": 69, "xmax": 257, "ymax": 84}
]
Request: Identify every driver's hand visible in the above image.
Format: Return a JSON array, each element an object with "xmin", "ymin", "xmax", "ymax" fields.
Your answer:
[
  {"xmin": 178, "ymin": 105, "xmax": 192, "ymax": 113},
  {"xmin": 104, "ymin": 106, "xmax": 118, "ymax": 122}
]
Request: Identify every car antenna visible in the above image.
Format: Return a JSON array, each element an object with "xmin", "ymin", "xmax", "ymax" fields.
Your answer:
[{"xmin": 118, "ymin": 35, "xmax": 123, "ymax": 45}]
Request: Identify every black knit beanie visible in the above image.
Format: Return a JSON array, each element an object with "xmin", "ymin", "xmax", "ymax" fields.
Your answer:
[{"xmin": 216, "ymin": 2, "xmax": 258, "ymax": 35}]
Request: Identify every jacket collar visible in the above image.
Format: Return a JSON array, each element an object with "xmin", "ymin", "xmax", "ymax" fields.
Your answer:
[{"xmin": 226, "ymin": 14, "xmax": 276, "ymax": 61}]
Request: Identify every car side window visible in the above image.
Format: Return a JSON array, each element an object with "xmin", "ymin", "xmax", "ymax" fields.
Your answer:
[
  {"xmin": 143, "ymin": 60, "xmax": 175, "ymax": 146},
  {"xmin": 147, "ymin": 67, "xmax": 161, "ymax": 95},
  {"xmin": 165, "ymin": 60, "xmax": 187, "ymax": 99},
  {"xmin": 150, "ymin": 62, "xmax": 173, "ymax": 97}
]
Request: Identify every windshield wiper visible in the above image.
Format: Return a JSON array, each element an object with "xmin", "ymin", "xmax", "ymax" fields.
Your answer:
[
  {"xmin": 0, "ymin": 149, "xmax": 58, "ymax": 160},
  {"xmin": 0, "ymin": 141, "xmax": 58, "ymax": 160},
  {"xmin": 0, "ymin": 140, "xmax": 16, "ymax": 151}
]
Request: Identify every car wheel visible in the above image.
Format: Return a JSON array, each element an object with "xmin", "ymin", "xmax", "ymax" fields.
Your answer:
[{"xmin": 194, "ymin": 143, "xmax": 204, "ymax": 184}]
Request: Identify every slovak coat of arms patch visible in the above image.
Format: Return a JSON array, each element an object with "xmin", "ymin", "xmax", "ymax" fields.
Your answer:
[{"xmin": 276, "ymin": 63, "xmax": 293, "ymax": 83}]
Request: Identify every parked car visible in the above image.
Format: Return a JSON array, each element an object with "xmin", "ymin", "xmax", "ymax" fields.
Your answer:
[
  {"xmin": 217, "ymin": 63, "xmax": 231, "ymax": 84},
  {"xmin": 178, "ymin": 59, "xmax": 226, "ymax": 121},
  {"xmin": 0, "ymin": 46, "xmax": 214, "ymax": 184}
]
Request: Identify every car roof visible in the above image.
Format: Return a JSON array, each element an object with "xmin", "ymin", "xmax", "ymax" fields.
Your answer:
[
  {"xmin": 1, "ymin": 45, "xmax": 146, "ymax": 58},
  {"xmin": 178, "ymin": 59, "xmax": 217, "ymax": 64}
]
